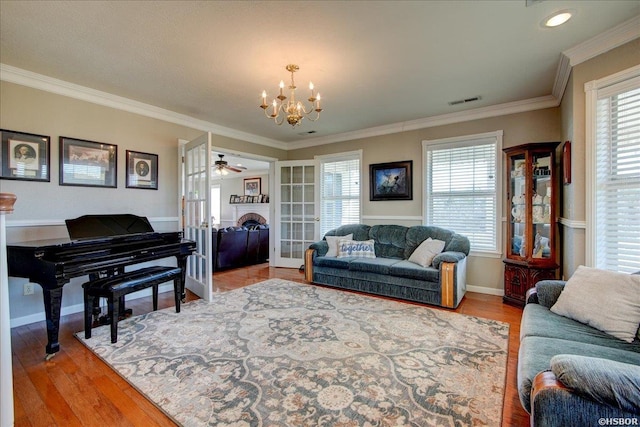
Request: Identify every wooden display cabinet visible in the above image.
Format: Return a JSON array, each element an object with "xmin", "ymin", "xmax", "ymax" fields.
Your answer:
[{"xmin": 503, "ymin": 142, "xmax": 560, "ymax": 306}]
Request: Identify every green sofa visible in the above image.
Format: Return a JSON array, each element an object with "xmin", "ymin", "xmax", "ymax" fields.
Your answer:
[
  {"xmin": 518, "ymin": 279, "xmax": 640, "ymax": 426},
  {"xmin": 304, "ymin": 224, "xmax": 470, "ymax": 308}
]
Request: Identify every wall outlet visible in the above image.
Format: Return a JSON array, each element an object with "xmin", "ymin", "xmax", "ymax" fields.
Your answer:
[{"xmin": 23, "ymin": 283, "xmax": 35, "ymax": 296}]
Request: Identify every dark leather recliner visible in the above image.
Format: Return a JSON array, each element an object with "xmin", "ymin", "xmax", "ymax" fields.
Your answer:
[
  {"xmin": 257, "ymin": 224, "xmax": 270, "ymax": 263},
  {"xmin": 215, "ymin": 226, "xmax": 249, "ymax": 270}
]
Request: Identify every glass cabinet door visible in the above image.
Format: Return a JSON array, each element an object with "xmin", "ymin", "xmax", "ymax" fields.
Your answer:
[
  {"xmin": 531, "ymin": 152, "xmax": 552, "ymax": 259},
  {"xmin": 509, "ymin": 153, "xmax": 526, "ymax": 258}
]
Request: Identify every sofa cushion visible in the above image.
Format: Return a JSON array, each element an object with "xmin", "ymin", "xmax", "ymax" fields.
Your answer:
[
  {"xmin": 314, "ymin": 256, "xmax": 354, "ymax": 269},
  {"xmin": 551, "ymin": 354, "xmax": 640, "ymax": 414},
  {"xmin": 325, "ymin": 224, "xmax": 371, "ymax": 242},
  {"xmin": 389, "ymin": 260, "xmax": 440, "ymax": 282},
  {"xmin": 521, "ymin": 303, "xmax": 640, "ymax": 353},
  {"xmin": 370, "ymin": 225, "xmax": 407, "ymax": 258},
  {"xmin": 408, "ymin": 238, "xmax": 445, "ymax": 267},
  {"xmin": 517, "ymin": 336, "xmax": 640, "ymax": 412},
  {"xmin": 348, "ymin": 257, "xmax": 400, "ymax": 275},
  {"xmin": 325, "ymin": 233, "xmax": 353, "ymax": 257},
  {"xmin": 550, "ymin": 265, "xmax": 640, "ymax": 343},
  {"xmin": 337, "ymin": 239, "xmax": 376, "ymax": 258}
]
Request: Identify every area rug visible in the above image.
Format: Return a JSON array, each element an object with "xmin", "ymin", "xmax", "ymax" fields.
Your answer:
[{"xmin": 76, "ymin": 279, "xmax": 509, "ymax": 426}]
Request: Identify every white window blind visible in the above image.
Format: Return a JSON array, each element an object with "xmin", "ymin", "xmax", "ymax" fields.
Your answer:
[
  {"xmin": 594, "ymin": 84, "xmax": 640, "ymax": 273},
  {"xmin": 320, "ymin": 154, "xmax": 361, "ymax": 236},
  {"xmin": 424, "ymin": 135, "xmax": 499, "ymax": 252}
]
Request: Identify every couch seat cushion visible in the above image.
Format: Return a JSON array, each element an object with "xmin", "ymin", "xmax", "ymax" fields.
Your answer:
[
  {"xmin": 521, "ymin": 304, "xmax": 640, "ymax": 353},
  {"xmin": 348, "ymin": 257, "xmax": 401, "ymax": 275},
  {"xmin": 314, "ymin": 256, "xmax": 355, "ymax": 269},
  {"xmin": 517, "ymin": 336, "xmax": 640, "ymax": 412},
  {"xmin": 389, "ymin": 260, "xmax": 440, "ymax": 282}
]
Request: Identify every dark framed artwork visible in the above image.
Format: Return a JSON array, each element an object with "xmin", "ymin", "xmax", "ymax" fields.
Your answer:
[
  {"xmin": 59, "ymin": 136, "xmax": 117, "ymax": 188},
  {"xmin": 126, "ymin": 150, "xmax": 158, "ymax": 190},
  {"xmin": 0, "ymin": 129, "xmax": 50, "ymax": 182},
  {"xmin": 244, "ymin": 177, "xmax": 261, "ymax": 196},
  {"xmin": 370, "ymin": 160, "xmax": 413, "ymax": 201},
  {"xmin": 563, "ymin": 141, "xmax": 571, "ymax": 185}
]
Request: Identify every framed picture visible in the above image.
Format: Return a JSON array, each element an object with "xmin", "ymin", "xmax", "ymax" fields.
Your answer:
[
  {"xmin": 244, "ymin": 177, "xmax": 261, "ymax": 196},
  {"xmin": 126, "ymin": 150, "xmax": 158, "ymax": 190},
  {"xmin": 59, "ymin": 136, "xmax": 117, "ymax": 188},
  {"xmin": 370, "ymin": 160, "xmax": 413, "ymax": 201},
  {"xmin": 0, "ymin": 129, "xmax": 50, "ymax": 182}
]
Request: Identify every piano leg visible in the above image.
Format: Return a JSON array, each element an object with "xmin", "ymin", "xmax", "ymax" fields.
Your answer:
[
  {"xmin": 176, "ymin": 254, "xmax": 189, "ymax": 302},
  {"xmin": 42, "ymin": 286, "xmax": 63, "ymax": 359}
]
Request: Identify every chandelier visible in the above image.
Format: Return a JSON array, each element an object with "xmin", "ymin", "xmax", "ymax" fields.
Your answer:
[{"xmin": 259, "ymin": 64, "xmax": 322, "ymax": 127}]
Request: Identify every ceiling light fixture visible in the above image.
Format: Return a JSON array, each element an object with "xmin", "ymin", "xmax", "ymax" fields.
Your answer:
[
  {"xmin": 260, "ymin": 64, "xmax": 323, "ymax": 127},
  {"xmin": 543, "ymin": 10, "xmax": 573, "ymax": 27}
]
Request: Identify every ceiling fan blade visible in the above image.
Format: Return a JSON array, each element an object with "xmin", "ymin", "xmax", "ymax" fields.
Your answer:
[{"xmin": 224, "ymin": 165, "xmax": 246, "ymax": 173}]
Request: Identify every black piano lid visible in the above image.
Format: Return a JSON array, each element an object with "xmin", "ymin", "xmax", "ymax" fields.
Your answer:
[{"xmin": 65, "ymin": 214, "xmax": 155, "ymax": 240}]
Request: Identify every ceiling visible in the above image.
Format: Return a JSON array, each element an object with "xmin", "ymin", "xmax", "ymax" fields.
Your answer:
[{"xmin": 1, "ymin": 1, "xmax": 639, "ymax": 148}]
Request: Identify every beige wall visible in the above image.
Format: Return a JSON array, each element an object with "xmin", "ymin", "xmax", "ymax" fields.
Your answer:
[
  {"xmin": 290, "ymin": 108, "xmax": 562, "ymax": 292},
  {"xmin": 0, "ymin": 81, "xmax": 286, "ymax": 322},
  {"xmin": 559, "ymin": 39, "xmax": 640, "ymax": 278}
]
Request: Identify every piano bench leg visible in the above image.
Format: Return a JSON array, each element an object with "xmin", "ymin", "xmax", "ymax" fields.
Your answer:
[
  {"xmin": 84, "ymin": 292, "xmax": 94, "ymax": 339},
  {"xmin": 109, "ymin": 297, "xmax": 118, "ymax": 344},
  {"xmin": 152, "ymin": 285, "xmax": 158, "ymax": 311}
]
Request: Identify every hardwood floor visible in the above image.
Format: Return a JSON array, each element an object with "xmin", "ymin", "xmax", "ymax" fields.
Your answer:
[{"xmin": 11, "ymin": 265, "xmax": 530, "ymax": 426}]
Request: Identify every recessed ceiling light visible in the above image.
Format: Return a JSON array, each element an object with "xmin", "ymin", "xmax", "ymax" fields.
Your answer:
[{"xmin": 543, "ymin": 10, "xmax": 573, "ymax": 27}]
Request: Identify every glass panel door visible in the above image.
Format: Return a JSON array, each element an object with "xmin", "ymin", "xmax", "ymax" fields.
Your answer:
[
  {"xmin": 531, "ymin": 152, "xmax": 552, "ymax": 259},
  {"xmin": 183, "ymin": 133, "xmax": 213, "ymax": 300},
  {"xmin": 275, "ymin": 160, "xmax": 318, "ymax": 268}
]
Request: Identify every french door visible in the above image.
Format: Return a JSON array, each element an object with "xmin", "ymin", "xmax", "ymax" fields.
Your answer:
[
  {"xmin": 274, "ymin": 160, "xmax": 320, "ymax": 268},
  {"xmin": 182, "ymin": 133, "xmax": 213, "ymax": 301}
]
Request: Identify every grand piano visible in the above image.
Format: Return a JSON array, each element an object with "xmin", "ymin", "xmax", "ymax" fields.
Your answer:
[{"xmin": 7, "ymin": 214, "xmax": 196, "ymax": 359}]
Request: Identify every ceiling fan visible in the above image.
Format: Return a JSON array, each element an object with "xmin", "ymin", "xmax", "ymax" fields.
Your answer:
[{"xmin": 214, "ymin": 154, "xmax": 247, "ymax": 175}]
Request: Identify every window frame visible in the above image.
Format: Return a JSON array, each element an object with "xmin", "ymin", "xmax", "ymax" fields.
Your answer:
[
  {"xmin": 315, "ymin": 150, "xmax": 363, "ymax": 236},
  {"xmin": 585, "ymin": 65, "xmax": 640, "ymax": 271},
  {"xmin": 422, "ymin": 131, "xmax": 503, "ymax": 258}
]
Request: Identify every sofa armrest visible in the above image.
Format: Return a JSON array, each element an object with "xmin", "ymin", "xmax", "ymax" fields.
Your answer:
[
  {"xmin": 530, "ymin": 370, "xmax": 640, "ymax": 427},
  {"xmin": 532, "ymin": 280, "xmax": 566, "ymax": 308},
  {"xmin": 432, "ymin": 251, "xmax": 466, "ymax": 269},
  {"xmin": 309, "ymin": 240, "xmax": 329, "ymax": 257},
  {"xmin": 551, "ymin": 354, "xmax": 640, "ymax": 414},
  {"xmin": 525, "ymin": 287, "xmax": 539, "ymax": 304}
]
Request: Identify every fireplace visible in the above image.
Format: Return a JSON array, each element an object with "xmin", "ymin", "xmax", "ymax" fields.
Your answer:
[
  {"xmin": 233, "ymin": 204, "xmax": 269, "ymax": 227},
  {"xmin": 237, "ymin": 212, "xmax": 267, "ymax": 227}
]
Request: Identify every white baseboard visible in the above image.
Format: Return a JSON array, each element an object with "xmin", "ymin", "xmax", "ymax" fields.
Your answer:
[
  {"xmin": 466, "ymin": 284, "xmax": 504, "ymax": 297},
  {"xmin": 10, "ymin": 283, "xmax": 174, "ymax": 328}
]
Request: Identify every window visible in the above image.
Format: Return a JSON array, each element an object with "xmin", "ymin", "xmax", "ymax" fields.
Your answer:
[
  {"xmin": 587, "ymin": 71, "xmax": 640, "ymax": 273},
  {"xmin": 423, "ymin": 131, "xmax": 502, "ymax": 254},
  {"xmin": 318, "ymin": 151, "xmax": 362, "ymax": 236}
]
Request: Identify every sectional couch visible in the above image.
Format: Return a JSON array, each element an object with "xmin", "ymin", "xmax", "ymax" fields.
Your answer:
[
  {"xmin": 211, "ymin": 225, "xmax": 269, "ymax": 271},
  {"xmin": 304, "ymin": 224, "xmax": 470, "ymax": 308}
]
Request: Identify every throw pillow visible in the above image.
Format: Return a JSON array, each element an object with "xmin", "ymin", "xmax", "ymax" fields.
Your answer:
[
  {"xmin": 337, "ymin": 239, "xmax": 376, "ymax": 258},
  {"xmin": 324, "ymin": 234, "xmax": 353, "ymax": 257},
  {"xmin": 408, "ymin": 238, "xmax": 446, "ymax": 268},
  {"xmin": 550, "ymin": 265, "xmax": 640, "ymax": 343}
]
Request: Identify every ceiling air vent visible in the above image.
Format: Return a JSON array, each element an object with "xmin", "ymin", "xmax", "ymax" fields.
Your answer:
[
  {"xmin": 297, "ymin": 130, "xmax": 317, "ymax": 136},
  {"xmin": 448, "ymin": 96, "xmax": 481, "ymax": 106}
]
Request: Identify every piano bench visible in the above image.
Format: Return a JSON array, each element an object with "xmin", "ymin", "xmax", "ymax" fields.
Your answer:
[{"xmin": 83, "ymin": 266, "xmax": 183, "ymax": 343}]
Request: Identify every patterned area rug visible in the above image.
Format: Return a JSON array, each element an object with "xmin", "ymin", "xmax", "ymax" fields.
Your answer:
[{"xmin": 76, "ymin": 279, "xmax": 509, "ymax": 426}]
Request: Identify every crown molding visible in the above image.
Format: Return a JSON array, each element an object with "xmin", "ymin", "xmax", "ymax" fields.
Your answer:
[
  {"xmin": 0, "ymin": 64, "xmax": 288, "ymax": 151},
  {"xmin": 552, "ymin": 15, "xmax": 640, "ymax": 101},
  {"xmin": 287, "ymin": 95, "xmax": 558, "ymax": 149},
  {"xmin": 564, "ymin": 15, "xmax": 640, "ymax": 67}
]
